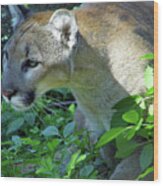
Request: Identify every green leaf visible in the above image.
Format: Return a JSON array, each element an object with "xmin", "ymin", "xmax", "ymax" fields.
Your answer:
[
  {"xmin": 76, "ymin": 154, "xmax": 87, "ymax": 164},
  {"xmin": 6, "ymin": 118, "xmax": 25, "ymax": 134},
  {"xmin": 115, "ymin": 134, "xmax": 139, "ymax": 158},
  {"xmin": 146, "ymin": 87, "xmax": 154, "ymax": 96},
  {"xmin": 135, "ymin": 95, "xmax": 146, "ymax": 110},
  {"xmin": 144, "ymin": 66, "xmax": 153, "ymax": 89},
  {"xmin": 135, "ymin": 95, "xmax": 143, "ymax": 104},
  {"xmin": 11, "ymin": 135, "xmax": 22, "ymax": 147},
  {"xmin": 122, "ymin": 110, "xmax": 140, "ymax": 124},
  {"xmin": 36, "ymin": 167, "xmax": 49, "ymax": 175},
  {"xmin": 146, "ymin": 115, "xmax": 154, "ymax": 123},
  {"xmin": 137, "ymin": 166, "xmax": 154, "ymax": 180},
  {"xmin": 125, "ymin": 127, "xmax": 136, "ymax": 140},
  {"xmin": 140, "ymin": 53, "xmax": 154, "ymax": 60},
  {"xmin": 24, "ymin": 112, "xmax": 36, "ymax": 125},
  {"xmin": 42, "ymin": 126, "xmax": 59, "ymax": 137},
  {"xmin": 66, "ymin": 151, "xmax": 86, "ymax": 178},
  {"xmin": 95, "ymin": 127, "xmax": 126, "ymax": 149},
  {"xmin": 111, "ymin": 96, "xmax": 141, "ymax": 127},
  {"xmin": 63, "ymin": 122, "xmax": 75, "ymax": 138},
  {"xmin": 36, "ymin": 157, "xmax": 54, "ymax": 174},
  {"xmin": 111, "ymin": 111, "xmax": 128, "ymax": 127},
  {"xmin": 66, "ymin": 150, "xmax": 81, "ymax": 177},
  {"xmin": 135, "ymin": 118, "xmax": 143, "ymax": 131},
  {"xmin": 47, "ymin": 139, "xmax": 61, "ymax": 152},
  {"xmin": 145, "ymin": 124, "xmax": 154, "ymax": 130},
  {"xmin": 113, "ymin": 96, "xmax": 137, "ymax": 110},
  {"xmin": 22, "ymin": 137, "xmax": 40, "ymax": 146},
  {"xmin": 79, "ymin": 165, "xmax": 94, "ymax": 178},
  {"xmin": 139, "ymin": 100, "xmax": 146, "ymax": 110},
  {"xmin": 140, "ymin": 143, "xmax": 153, "ymax": 171},
  {"xmin": 148, "ymin": 104, "xmax": 154, "ymax": 116},
  {"xmin": 1, "ymin": 111, "xmax": 14, "ymax": 123},
  {"xmin": 137, "ymin": 129, "xmax": 149, "ymax": 139},
  {"xmin": 68, "ymin": 104, "xmax": 75, "ymax": 114}
]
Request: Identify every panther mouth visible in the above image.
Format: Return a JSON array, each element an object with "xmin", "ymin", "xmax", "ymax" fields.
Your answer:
[{"xmin": 10, "ymin": 91, "xmax": 36, "ymax": 111}]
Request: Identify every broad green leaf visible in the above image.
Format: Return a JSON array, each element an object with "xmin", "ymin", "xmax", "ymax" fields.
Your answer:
[
  {"xmin": 111, "ymin": 111, "xmax": 128, "ymax": 127},
  {"xmin": 115, "ymin": 134, "xmax": 139, "ymax": 158},
  {"xmin": 140, "ymin": 53, "xmax": 154, "ymax": 60},
  {"xmin": 122, "ymin": 110, "xmax": 140, "ymax": 124},
  {"xmin": 79, "ymin": 165, "xmax": 94, "ymax": 177},
  {"xmin": 113, "ymin": 96, "xmax": 137, "ymax": 110},
  {"xmin": 140, "ymin": 143, "xmax": 154, "ymax": 171},
  {"xmin": 6, "ymin": 118, "xmax": 25, "ymax": 134},
  {"xmin": 115, "ymin": 144, "xmax": 138, "ymax": 159},
  {"xmin": 24, "ymin": 112, "xmax": 36, "ymax": 125},
  {"xmin": 137, "ymin": 129, "xmax": 149, "ymax": 139},
  {"xmin": 95, "ymin": 127, "xmax": 126, "ymax": 149},
  {"xmin": 144, "ymin": 66, "xmax": 154, "ymax": 89},
  {"xmin": 63, "ymin": 122, "xmax": 75, "ymax": 138},
  {"xmin": 111, "ymin": 96, "xmax": 141, "ymax": 127},
  {"xmin": 42, "ymin": 126, "xmax": 59, "ymax": 137},
  {"xmin": 137, "ymin": 166, "xmax": 154, "ymax": 180}
]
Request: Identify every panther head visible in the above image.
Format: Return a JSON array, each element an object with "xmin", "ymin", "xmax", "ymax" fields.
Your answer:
[{"xmin": 2, "ymin": 7, "xmax": 78, "ymax": 111}]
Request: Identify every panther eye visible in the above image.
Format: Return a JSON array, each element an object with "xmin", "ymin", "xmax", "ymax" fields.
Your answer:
[
  {"xmin": 26, "ymin": 60, "xmax": 40, "ymax": 68},
  {"xmin": 22, "ymin": 59, "xmax": 40, "ymax": 72}
]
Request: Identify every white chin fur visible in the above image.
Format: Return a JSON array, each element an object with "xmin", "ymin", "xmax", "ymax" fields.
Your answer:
[{"xmin": 11, "ymin": 96, "xmax": 33, "ymax": 111}]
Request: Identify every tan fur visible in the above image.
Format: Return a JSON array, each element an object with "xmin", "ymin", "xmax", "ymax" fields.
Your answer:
[{"xmin": 2, "ymin": 2, "xmax": 153, "ymax": 142}]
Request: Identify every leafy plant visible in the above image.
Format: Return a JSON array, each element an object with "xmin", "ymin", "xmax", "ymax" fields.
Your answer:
[
  {"xmin": 1, "ymin": 54, "xmax": 154, "ymax": 180},
  {"xmin": 94, "ymin": 53, "xmax": 154, "ymax": 180}
]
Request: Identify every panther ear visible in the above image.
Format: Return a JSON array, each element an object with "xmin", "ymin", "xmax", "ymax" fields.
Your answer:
[
  {"xmin": 8, "ymin": 5, "xmax": 25, "ymax": 30},
  {"xmin": 48, "ymin": 9, "xmax": 78, "ymax": 49},
  {"xmin": 8, "ymin": 5, "xmax": 32, "ymax": 31}
]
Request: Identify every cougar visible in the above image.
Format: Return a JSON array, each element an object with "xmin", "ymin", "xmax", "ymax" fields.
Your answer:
[{"xmin": 2, "ymin": 2, "xmax": 154, "ymax": 179}]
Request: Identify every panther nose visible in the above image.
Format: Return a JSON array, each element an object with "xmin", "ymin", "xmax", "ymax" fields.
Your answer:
[{"xmin": 2, "ymin": 89, "xmax": 17, "ymax": 100}]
